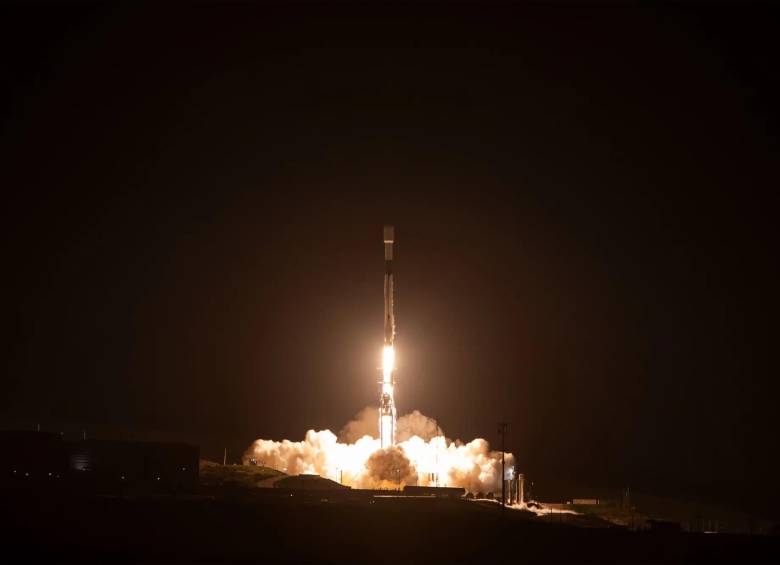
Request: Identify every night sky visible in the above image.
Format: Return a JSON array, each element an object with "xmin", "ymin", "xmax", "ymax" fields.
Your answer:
[{"xmin": 3, "ymin": 3, "xmax": 779, "ymax": 516}]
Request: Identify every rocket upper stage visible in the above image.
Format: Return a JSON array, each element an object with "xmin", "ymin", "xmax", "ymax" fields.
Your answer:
[
  {"xmin": 383, "ymin": 225, "xmax": 394, "ymax": 263},
  {"xmin": 383, "ymin": 225, "xmax": 395, "ymax": 345}
]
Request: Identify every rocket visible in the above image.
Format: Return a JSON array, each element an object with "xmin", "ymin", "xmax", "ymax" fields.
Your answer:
[
  {"xmin": 380, "ymin": 225, "xmax": 397, "ymax": 449},
  {"xmin": 383, "ymin": 225, "xmax": 396, "ymax": 345}
]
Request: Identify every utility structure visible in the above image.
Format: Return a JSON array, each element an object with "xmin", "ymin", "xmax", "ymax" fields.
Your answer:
[
  {"xmin": 380, "ymin": 225, "xmax": 397, "ymax": 449},
  {"xmin": 498, "ymin": 421, "xmax": 509, "ymax": 509}
]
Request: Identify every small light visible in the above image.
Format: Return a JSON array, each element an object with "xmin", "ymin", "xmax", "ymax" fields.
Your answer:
[
  {"xmin": 48, "ymin": 472, "xmax": 52, "ymax": 476},
  {"xmin": 156, "ymin": 476, "xmax": 160, "ymax": 481},
  {"xmin": 121, "ymin": 476, "xmax": 125, "ymax": 480}
]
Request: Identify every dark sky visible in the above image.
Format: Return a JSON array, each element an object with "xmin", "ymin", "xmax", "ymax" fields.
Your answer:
[{"xmin": 3, "ymin": 3, "xmax": 779, "ymax": 516}]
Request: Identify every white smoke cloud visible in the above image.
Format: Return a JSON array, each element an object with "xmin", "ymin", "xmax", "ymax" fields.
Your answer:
[
  {"xmin": 245, "ymin": 407, "xmax": 514, "ymax": 493},
  {"xmin": 396, "ymin": 409, "xmax": 444, "ymax": 442},
  {"xmin": 337, "ymin": 407, "xmax": 444, "ymax": 443},
  {"xmin": 338, "ymin": 406, "xmax": 378, "ymax": 443}
]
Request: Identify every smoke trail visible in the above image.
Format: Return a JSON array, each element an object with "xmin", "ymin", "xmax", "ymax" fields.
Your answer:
[{"xmin": 245, "ymin": 408, "xmax": 514, "ymax": 493}]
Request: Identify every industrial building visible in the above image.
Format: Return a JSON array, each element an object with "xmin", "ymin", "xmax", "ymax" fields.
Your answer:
[
  {"xmin": 0, "ymin": 430, "xmax": 198, "ymax": 492},
  {"xmin": 402, "ymin": 485, "xmax": 465, "ymax": 498},
  {"xmin": 0, "ymin": 431, "xmax": 68, "ymax": 483},
  {"xmin": 69, "ymin": 439, "xmax": 199, "ymax": 491}
]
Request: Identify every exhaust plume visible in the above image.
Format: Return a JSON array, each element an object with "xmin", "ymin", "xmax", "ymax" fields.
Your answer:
[
  {"xmin": 246, "ymin": 407, "xmax": 514, "ymax": 493},
  {"xmin": 397, "ymin": 409, "xmax": 445, "ymax": 442},
  {"xmin": 338, "ymin": 406, "xmax": 379, "ymax": 443},
  {"xmin": 338, "ymin": 407, "xmax": 444, "ymax": 444},
  {"xmin": 366, "ymin": 446, "xmax": 417, "ymax": 488}
]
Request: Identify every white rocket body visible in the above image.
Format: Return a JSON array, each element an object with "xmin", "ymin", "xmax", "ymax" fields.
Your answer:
[
  {"xmin": 380, "ymin": 225, "xmax": 397, "ymax": 449},
  {"xmin": 383, "ymin": 226, "xmax": 395, "ymax": 345}
]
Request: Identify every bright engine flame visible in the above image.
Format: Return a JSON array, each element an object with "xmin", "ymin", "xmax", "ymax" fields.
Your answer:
[{"xmin": 382, "ymin": 345, "xmax": 395, "ymax": 382}]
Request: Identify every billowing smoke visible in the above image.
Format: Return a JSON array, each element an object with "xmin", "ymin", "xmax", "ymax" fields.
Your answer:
[
  {"xmin": 245, "ymin": 407, "xmax": 514, "ymax": 493},
  {"xmin": 338, "ymin": 407, "xmax": 444, "ymax": 443},
  {"xmin": 338, "ymin": 406, "xmax": 378, "ymax": 443},
  {"xmin": 365, "ymin": 446, "xmax": 417, "ymax": 488},
  {"xmin": 397, "ymin": 410, "xmax": 445, "ymax": 442}
]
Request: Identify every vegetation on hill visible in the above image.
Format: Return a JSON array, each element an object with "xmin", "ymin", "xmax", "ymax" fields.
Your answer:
[{"xmin": 199, "ymin": 459, "xmax": 285, "ymax": 490}]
